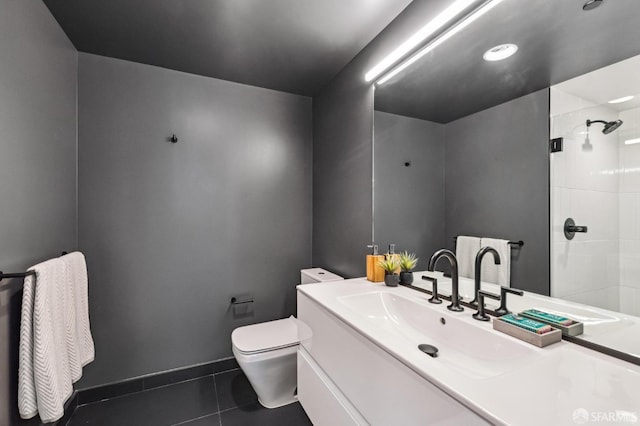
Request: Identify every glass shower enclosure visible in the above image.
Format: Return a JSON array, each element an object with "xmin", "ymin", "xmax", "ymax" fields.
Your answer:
[{"xmin": 550, "ymin": 54, "xmax": 640, "ymax": 317}]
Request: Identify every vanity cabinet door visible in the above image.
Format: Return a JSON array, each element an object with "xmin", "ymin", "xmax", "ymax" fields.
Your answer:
[
  {"xmin": 298, "ymin": 347, "xmax": 367, "ymax": 425},
  {"xmin": 297, "ymin": 292, "xmax": 490, "ymax": 426}
]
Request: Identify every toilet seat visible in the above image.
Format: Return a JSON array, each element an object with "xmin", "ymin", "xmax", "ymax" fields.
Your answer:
[{"xmin": 231, "ymin": 317, "xmax": 300, "ymax": 355}]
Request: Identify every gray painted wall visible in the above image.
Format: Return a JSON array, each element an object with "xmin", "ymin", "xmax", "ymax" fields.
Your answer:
[
  {"xmin": 373, "ymin": 111, "xmax": 446, "ymax": 258},
  {"xmin": 313, "ymin": 0, "xmax": 453, "ymax": 278},
  {"xmin": 445, "ymin": 89, "xmax": 550, "ymax": 295},
  {"xmin": 312, "ymin": 77, "xmax": 375, "ymax": 278},
  {"xmin": 0, "ymin": 0, "xmax": 77, "ymax": 424},
  {"xmin": 77, "ymin": 54, "xmax": 312, "ymax": 387}
]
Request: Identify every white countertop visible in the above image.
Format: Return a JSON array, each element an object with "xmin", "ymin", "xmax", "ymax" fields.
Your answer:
[{"xmin": 298, "ymin": 277, "xmax": 640, "ymax": 426}]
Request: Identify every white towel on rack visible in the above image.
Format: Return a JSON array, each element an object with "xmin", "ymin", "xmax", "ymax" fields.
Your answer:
[
  {"xmin": 455, "ymin": 236, "xmax": 481, "ymax": 279},
  {"xmin": 480, "ymin": 238, "xmax": 511, "ymax": 287},
  {"xmin": 18, "ymin": 268, "xmax": 38, "ymax": 420},
  {"xmin": 61, "ymin": 252, "xmax": 95, "ymax": 371},
  {"xmin": 19, "ymin": 258, "xmax": 73, "ymax": 423}
]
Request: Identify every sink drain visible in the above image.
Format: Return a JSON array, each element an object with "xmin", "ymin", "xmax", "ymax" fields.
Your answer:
[{"xmin": 418, "ymin": 344, "xmax": 439, "ymax": 358}]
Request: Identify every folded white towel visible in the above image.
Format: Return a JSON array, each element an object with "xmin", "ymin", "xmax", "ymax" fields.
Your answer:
[
  {"xmin": 480, "ymin": 238, "xmax": 511, "ymax": 287},
  {"xmin": 19, "ymin": 259, "xmax": 73, "ymax": 423},
  {"xmin": 455, "ymin": 236, "xmax": 481, "ymax": 279},
  {"xmin": 61, "ymin": 252, "xmax": 95, "ymax": 370}
]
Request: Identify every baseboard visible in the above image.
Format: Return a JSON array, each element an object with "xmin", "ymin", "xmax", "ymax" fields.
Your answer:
[
  {"xmin": 60, "ymin": 357, "xmax": 238, "ymax": 424},
  {"xmin": 57, "ymin": 391, "xmax": 78, "ymax": 426}
]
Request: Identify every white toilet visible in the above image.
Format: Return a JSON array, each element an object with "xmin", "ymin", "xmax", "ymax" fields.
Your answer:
[{"xmin": 231, "ymin": 268, "xmax": 343, "ymax": 408}]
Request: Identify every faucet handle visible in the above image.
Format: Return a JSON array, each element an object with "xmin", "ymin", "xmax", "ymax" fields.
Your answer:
[
  {"xmin": 495, "ymin": 286, "xmax": 524, "ymax": 316},
  {"xmin": 479, "ymin": 290, "xmax": 501, "ymax": 300},
  {"xmin": 422, "ymin": 275, "xmax": 442, "ymax": 304},
  {"xmin": 473, "ymin": 290, "xmax": 500, "ymax": 322}
]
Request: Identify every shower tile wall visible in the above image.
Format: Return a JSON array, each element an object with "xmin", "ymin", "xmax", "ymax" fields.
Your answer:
[
  {"xmin": 551, "ymin": 89, "xmax": 640, "ymax": 316},
  {"xmin": 618, "ymin": 107, "xmax": 640, "ymax": 316},
  {"xmin": 550, "ymin": 88, "xmax": 620, "ymax": 311}
]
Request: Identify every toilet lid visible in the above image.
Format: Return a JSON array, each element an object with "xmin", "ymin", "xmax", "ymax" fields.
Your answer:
[{"xmin": 232, "ymin": 317, "xmax": 300, "ymax": 354}]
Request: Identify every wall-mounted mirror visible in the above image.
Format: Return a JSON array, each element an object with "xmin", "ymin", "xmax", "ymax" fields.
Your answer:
[{"xmin": 373, "ymin": 0, "xmax": 640, "ymax": 359}]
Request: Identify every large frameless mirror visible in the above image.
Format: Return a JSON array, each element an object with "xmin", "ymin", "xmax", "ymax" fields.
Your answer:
[{"xmin": 372, "ymin": 0, "xmax": 640, "ymax": 359}]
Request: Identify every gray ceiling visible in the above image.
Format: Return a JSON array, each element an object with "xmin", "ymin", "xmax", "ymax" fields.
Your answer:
[
  {"xmin": 375, "ymin": 0, "xmax": 640, "ymax": 123},
  {"xmin": 42, "ymin": 0, "xmax": 413, "ymax": 96}
]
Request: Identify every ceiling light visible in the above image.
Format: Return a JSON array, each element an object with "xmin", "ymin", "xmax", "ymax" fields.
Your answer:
[
  {"xmin": 608, "ymin": 96, "xmax": 634, "ymax": 104},
  {"xmin": 483, "ymin": 44, "xmax": 518, "ymax": 61},
  {"xmin": 364, "ymin": 0, "xmax": 479, "ymax": 83},
  {"xmin": 583, "ymin": 0, "xmax": 603, "ymax": 11},
  {"xmin": 377, "ymin": 0, "xmax": 504, "ymax": 85},
  {"xmin": 625, "ymin": 138, "xmax": 640, "ymax": 145}
]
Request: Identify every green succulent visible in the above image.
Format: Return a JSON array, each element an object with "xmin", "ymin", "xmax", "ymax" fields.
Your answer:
[
  {"xmin": 399, "ymin": 251, "xmax": 418, "ymax": 272},
  {"xmin": 378, "ymin": 257, "xmax": 399, "ymax": 273}
]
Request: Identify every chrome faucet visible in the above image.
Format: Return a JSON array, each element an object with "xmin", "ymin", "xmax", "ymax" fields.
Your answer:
[
  {"xmin": 427, "ymin": 249, "xmax": 463, "ymax": 312},
  {"xmin": 471, "ymin": 247, "xmax": 501, "ymax": 307}
]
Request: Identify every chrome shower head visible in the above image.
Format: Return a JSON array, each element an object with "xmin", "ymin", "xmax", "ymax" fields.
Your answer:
[
  {"xmin": 603, "ymin": 119, "xmax": 623, "ymax": 134},
  {"xmin": 586, "ymin": 119, "xmax": 623, "ymax": 135}
]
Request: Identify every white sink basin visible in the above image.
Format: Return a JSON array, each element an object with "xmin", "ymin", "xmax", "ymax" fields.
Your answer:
[{"xmin": 338, "ymin": 291, "xmax": 537, "ymax": 379}]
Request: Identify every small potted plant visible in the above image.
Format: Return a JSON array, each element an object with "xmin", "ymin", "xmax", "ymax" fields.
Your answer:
[
  {"xmin": 378, "ymin": 257, "xmax": 400, "ymax": 287},
  {"xmin": 399, "ymin": 251, "xmax": 418, "ymax": 285}
]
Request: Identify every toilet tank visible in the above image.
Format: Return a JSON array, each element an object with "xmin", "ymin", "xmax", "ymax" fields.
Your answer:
[{"xmin": 300, "ymin": 268, "xmax": 343, "ymax": 284}]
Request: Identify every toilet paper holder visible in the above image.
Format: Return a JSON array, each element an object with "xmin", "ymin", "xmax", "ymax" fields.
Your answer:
[{"xmin": 230, "ymin": 297, "xmax": 254, "ymax": 305}]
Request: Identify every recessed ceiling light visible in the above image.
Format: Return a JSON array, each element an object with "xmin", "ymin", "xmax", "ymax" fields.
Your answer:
[
  {"xmin": 625, "ymin": 138, "xmax": 640, "ymax": 145},
  {"xmin": 608, "ymin": 95, "xmax": 634, "ymax": 104},
  {"xmin": 483, "ymin": 44, "xmax": 518, "ymax": 61},
  {"xmin": 583, "ymin": 0, "xmax": 603, "ymax": 11}
]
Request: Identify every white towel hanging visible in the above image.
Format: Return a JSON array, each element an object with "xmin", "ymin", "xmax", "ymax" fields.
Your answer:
[
  {"xmin": 61, "ymin": 252, "xmax": 95, "ymax": 369},
  {"xmin": 19, "ymin": 258, "xmax": 73, "ymax": 423},
  {"xmin": 480, "ymin": 238, "xmax": 511, "ymax": 287},
  {"xmin": 455, "ymin": 236, "xmax": 481, "ymax": 279}
]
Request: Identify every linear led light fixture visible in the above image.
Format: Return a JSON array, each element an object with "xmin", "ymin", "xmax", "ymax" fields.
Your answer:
[
  {"xmin": 364, "ymin": 0, "xmax": 479, "ymax": 83},
  {"xmin": 376, "ymin": 0, "xmax": 504, "ymax": 86},
  {"xmin": 608, "ymin": 96, "xmax": 634, "ymax": 104},
  {"xmin": 625, "ymin": 138, "xmax": 640, "ymax": 145}
]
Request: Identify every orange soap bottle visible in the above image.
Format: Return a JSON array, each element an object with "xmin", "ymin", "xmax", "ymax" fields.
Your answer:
[{"xmin": 366, "ymin": 244, "xmax": 385, "ymax": 283}]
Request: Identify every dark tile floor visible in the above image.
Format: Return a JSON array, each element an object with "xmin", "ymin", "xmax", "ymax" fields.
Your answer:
[{"xmin": 67, "ymin": 368, "xmax": 312, "ymax": 426}]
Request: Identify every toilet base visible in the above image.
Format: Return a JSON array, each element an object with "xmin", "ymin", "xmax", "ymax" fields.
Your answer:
[
  {"xmin": 232, "ymin": 344, "xmax": 299, "ymax": 409},
  {"xmin": 258, "ymin": 394, "xmax": 298, "ymax": 409}
]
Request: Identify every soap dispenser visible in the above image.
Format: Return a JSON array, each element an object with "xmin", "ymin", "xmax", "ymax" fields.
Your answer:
[
  {"xmin": 385, "ymin": 244, "xmax": 401, "ymax": 274},
  {"xmin": 366, "ymin": 244, "xmax": 385, "ymax": 283}
]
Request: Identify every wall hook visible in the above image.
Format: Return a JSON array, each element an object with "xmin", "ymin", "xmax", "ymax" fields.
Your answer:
[{"xmin": 169, "ymin": 134, "xmax": 178, "ymax": 143}]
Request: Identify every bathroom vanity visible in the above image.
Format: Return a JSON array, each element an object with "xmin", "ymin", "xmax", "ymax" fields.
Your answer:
[{"xmin": 296, "ymin": 279, "xmax": 640, "ymax": 425}]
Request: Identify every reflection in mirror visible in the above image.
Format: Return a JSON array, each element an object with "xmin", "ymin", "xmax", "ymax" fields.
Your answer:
[
  {"xmin": 374, "ymin": 0, "xmax": 555, "ymax": 295},
  {"xmin": 372, "ymin": 0, "xmax": 640, "ymax": 360},
  {"xmin": 550, "ymin": 54, "xmax": 640, "ymax": 319},
  {"xmin": 373, "ymin": 110, "xmax": 445, "ymax": 259}
]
